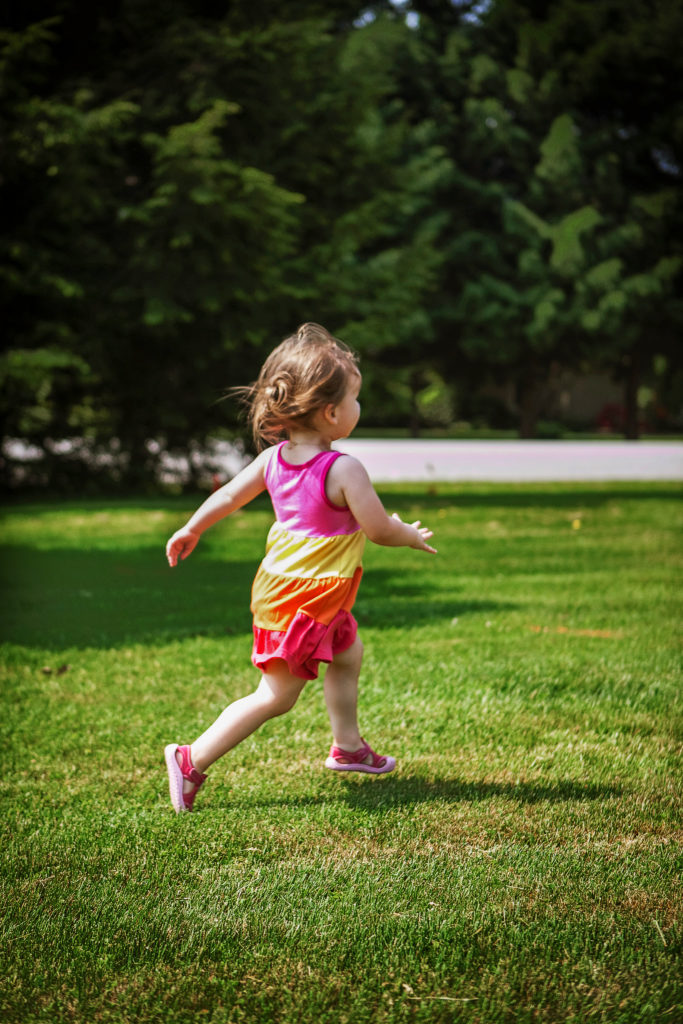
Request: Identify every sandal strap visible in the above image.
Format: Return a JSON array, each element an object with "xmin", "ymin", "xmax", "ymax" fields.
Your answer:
[
  {"xmin": 177, "ymin": 744, "xmax": 207, "ymax": 785},
  {"xmin": 329, "ymin": 738, "xmax": 386, "ymax": 768}
]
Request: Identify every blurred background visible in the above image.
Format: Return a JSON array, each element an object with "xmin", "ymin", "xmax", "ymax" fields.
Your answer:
[{"xmin": 2, "ymin": 0, "xmax": 682, "ymax": 492}]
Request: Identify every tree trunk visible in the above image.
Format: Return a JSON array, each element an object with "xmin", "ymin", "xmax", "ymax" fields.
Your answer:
[
  {"xmin": 409, "ymin": 371, "xmax": 421, "ymax": 438},
  {"xmin": 517, "ymin": 371, "xmax": 541, "ymax": 439},
  {"xmin": 120, "ymin": 434, "xmax": 155, "ymax": 489},
  {"xmin": 623, "ymin": 351, "xmax": 640, "ymax": 440}
]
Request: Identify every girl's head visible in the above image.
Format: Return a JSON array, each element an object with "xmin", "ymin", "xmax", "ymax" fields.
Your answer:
[{"xmin": 243, "ymin": 323, "xmax": 360, "ymax": 449}]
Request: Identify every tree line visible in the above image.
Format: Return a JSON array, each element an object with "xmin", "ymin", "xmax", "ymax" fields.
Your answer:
[{"xmin": 2, "ymin": 0, "xmax": 682, "ymax": 489}]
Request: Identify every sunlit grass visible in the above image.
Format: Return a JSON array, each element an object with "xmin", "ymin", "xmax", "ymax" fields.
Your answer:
[{"xmin": 1, "ymin": 483, "xmax": 681, "ymax": 1022}]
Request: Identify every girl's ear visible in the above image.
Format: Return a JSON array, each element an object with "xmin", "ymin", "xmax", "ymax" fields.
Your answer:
[{"xmin": 321, "ymin": 402, "xmax": 338, "ymax": 424}]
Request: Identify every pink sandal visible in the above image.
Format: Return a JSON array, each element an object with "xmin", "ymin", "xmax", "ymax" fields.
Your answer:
[
  {"xmin": 164, "ymin": 743, "xmax": 207, "ymax": 813},
  {"xmin": 325, "ymin": 738, "xmax": 396, "ymax": 775}
]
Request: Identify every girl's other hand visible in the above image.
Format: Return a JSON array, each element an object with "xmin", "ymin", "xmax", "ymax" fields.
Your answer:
[
  {"xmin": 166, "ymin": 527, "xmax": 200, "ymax": 567},
  {"xmin": 391, "ymin": 513, "xmax": 437, "ymax": 554}
]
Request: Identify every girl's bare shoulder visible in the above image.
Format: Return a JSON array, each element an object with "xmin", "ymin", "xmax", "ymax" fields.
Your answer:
[
  {"xmin": 255, "ymin": 444, "xmax": 279, "ymax": 464},
  {"xmin": 330, "ymin": 452, "xmax": 368, "ymax": 480},
  {"xmin": 326, "ymin": 453, "xmax": 373, "ymax": 504}
]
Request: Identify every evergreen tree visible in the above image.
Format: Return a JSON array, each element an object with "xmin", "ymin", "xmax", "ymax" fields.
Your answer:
[
  {"xmin": 1, "ymin": 1, "xmax": 405, "ymax": 484},
  {"xmin": 407, "ymin": 0, "xmax": 683, "ymax": 436}
]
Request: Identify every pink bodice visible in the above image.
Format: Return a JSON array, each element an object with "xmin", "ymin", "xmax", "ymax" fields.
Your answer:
[{"xmin": 264, "ymin": 443, "xmax": 360, "ymax": 537}]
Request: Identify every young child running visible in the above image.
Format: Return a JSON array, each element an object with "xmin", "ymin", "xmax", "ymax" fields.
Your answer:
[{"xmin": 164, "ymin": 323, "xmax": 436, "ymax": 813}]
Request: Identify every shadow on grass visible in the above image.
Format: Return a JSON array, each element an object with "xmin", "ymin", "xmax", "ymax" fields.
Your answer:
[
  {"xmin": 233, "ymin": 776, "xmax": 622, "ymax": 813},
  {"xmin": 377, "ymin": 486, "xmax": 681, "ymax": 512},
  {"xmin": 353, "ymin": 568, "xmax": 516, "ymax": 629},
  {"xmin": 0, "ymin": 544, "xmax": 257, "ymax": 650},
  {"xmin": 337, "ymin": 774, "xmax": 623, "ymax": 809},
  {"xmin": 1, "ymin": 545, "xmax": 512, "ymax": 649}
]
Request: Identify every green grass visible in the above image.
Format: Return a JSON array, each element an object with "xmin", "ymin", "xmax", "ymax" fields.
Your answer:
[{"xmin": 1, "ymin": 483, "xmax": 681, "ymax": 1023}]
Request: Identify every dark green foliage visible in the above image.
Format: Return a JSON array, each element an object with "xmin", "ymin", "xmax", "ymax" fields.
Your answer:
[
  {"xmin": 412, "ymin": 0, "xmax": 683, "ymax": 436},
  {"xmin": 2, "ymin": 2, "xmax": 406, "ymax": 483},
  {"xmin": 2, "ymin": 1, "xmax": 681, "ymax": 485}
]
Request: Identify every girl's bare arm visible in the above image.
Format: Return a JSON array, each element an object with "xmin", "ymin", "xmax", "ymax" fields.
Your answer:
[
  {"xmin": 332, "ymin": 456, "xmax": 436, "ymax": 553},
  {"xmin": 166, "ymin": 448, "xmax": 272, "ymax": 566}
]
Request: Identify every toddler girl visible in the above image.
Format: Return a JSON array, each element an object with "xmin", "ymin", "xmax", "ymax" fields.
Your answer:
[{"xmin": 164, "ymin": 323, "xmax": 436, "ymax": 813}]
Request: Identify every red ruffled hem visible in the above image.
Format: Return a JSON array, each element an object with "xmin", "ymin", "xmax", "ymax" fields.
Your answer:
[{"xmin": 252, "ymin": 609, "xmax": 358, "ymax": 680}]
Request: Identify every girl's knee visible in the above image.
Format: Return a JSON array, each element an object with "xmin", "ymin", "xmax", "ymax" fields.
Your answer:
[
  {"xmin": 270, "ymin": 690, "xmax": 300, "ymax": 716},
  {"xmin": 255, "ymin": 674, "xmax": 303, "ymax": 717}
]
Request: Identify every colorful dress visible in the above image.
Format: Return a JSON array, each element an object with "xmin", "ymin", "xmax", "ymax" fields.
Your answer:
[{"xmin": 251, "ymin": 443, "xmax": 365, "ymax": 680}]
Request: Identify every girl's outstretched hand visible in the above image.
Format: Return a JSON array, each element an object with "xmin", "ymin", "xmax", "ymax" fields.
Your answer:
[
  {"xmin": 391, "ymin": 513, "xmax": 437, "ymax": 554},
  {"xmin": 166, "ymin": 527, "xmax": 200, "ymax": 567}
]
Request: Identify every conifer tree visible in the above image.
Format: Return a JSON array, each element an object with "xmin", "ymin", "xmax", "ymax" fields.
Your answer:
[{"xmin": 406, "ymin": 0, "xmax": 683, "ymax": 436}]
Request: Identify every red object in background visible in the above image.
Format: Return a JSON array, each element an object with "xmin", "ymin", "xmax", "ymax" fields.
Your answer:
[
  {"xmin": 211, "ymin": 473, "xmax": 222, "ymax": 492},
  {"xmin": 596, "ymin": 402, "xmax": 650, "ymax": 434},
  {"xmin": 596, "ymin": 402, "xmax": 626, "ymax": 433}
]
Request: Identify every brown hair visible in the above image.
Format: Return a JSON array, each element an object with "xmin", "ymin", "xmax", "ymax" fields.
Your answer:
[{"xmin": 236, "ymin": 323, "xmax": 359, "ymax": 449}]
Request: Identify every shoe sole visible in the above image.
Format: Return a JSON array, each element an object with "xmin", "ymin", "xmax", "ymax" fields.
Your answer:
[
  {"xmin": 164, "ymin": 743, "xmax": 188, "ymax": 813},
  {"xmin": 324, "ymin": 755, "xmax": 396, "ymax": 774}
]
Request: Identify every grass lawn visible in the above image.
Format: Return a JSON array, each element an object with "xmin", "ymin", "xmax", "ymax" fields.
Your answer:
[{"xmin": 1, "ymin": 482, "xmax": 681, "ymax": 1023}]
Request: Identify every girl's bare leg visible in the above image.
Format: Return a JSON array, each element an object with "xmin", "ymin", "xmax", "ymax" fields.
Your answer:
[
  {"xmin": 323, "ymin": 636, "xmax": 374, "ymax": 764},
  {"xmin": 179, "ymin": 660, "xmax": 306, "ymax": 794}
]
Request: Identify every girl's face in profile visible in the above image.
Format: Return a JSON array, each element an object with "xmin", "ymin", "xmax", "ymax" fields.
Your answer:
[{"xmin": 331, "ymin": 372, "xmax": 362, "ymax": 439}]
